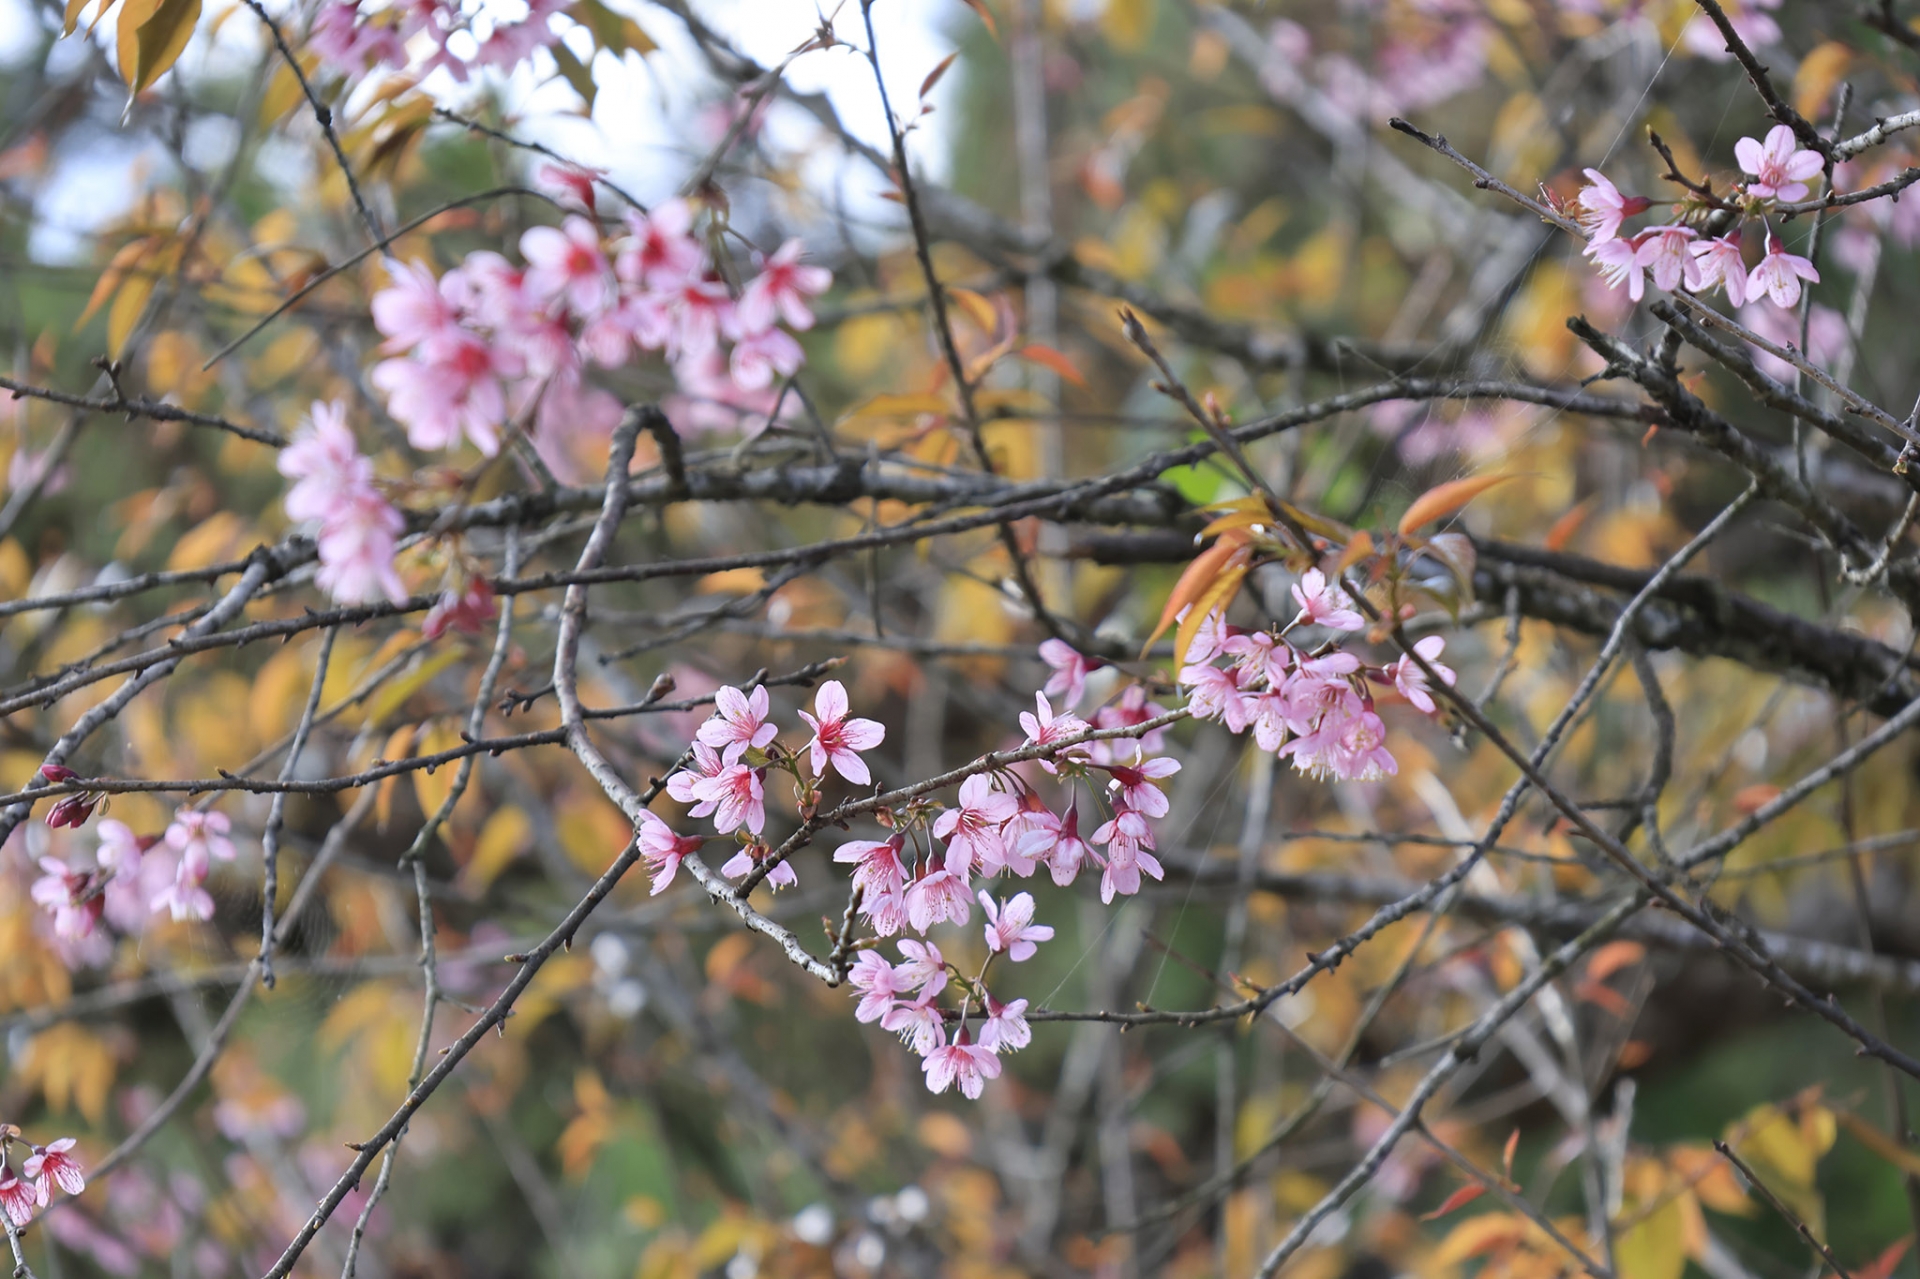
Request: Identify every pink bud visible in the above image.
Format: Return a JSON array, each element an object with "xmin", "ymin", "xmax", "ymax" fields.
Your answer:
[{"xmin": 38, "ymin": 764, "xmax": 78, "ymax": 784}]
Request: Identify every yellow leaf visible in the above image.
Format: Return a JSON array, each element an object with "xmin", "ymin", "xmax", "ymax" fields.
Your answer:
[
  {"xmin": 1102, "ymin": 0, "xmax": 1154, "ymax": 52},
  {"xmin": 165, "ymin": 510, "xmax": 248, "ymax": 572},
  {"xmin": 1434, "ymin": 1212, "xmax": 1526, "ymax": 1264},
  {"xmin": 364, "ymin": 646, "xmax": 465, "ymax": 727},
  {"xmin": 1173, "ymin": 563, "xmax": 1246, "ymax": 669},
  {"xmin": 1143, "ymin": 527, "xmax": 1251, "ymax": 657},
  {"xmin": 1616, "ymin": 1193, "xmax": 1688, "ymax": 1279},
  {"xmin": 1398, "ymin": 473, "xmax": 1520, "ymax": 537},
  {"xmin": 1793, "ymin": 42, "xmax": 1851, "ymax": 119},
  {"xmin": 62, "ymin": 0, "xmax": 91, "ymax": 37},
  {"xmin": 117, "ymin": 0, "xmax": 200, "ymax": 96},
  {"xmin": 947, "ymin": 286, "xmax": 999, "ymax": 335},
  {"xmin": 464, "ymin": 805, "xmax": 532, "ymax": 891},
  {"xmin": 18, "ymin": 1023, "xmax": 117, "ymax": 1123},
  {"xmin": 106, "ymin": 270, "xmax": 155, "ymax": 360},
  {"xmin": 374, "ymin": 724, "xmax": 416, "ymax": 829},
  {"xmin": 411, "ymin": 719, "xmax": 465, "ymax": 819}
]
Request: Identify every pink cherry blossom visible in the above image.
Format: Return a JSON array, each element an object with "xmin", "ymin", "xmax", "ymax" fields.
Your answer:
[
  {"xmin": 1585, "ymin": 233, "xmax": 1646, "ymax": 301},
  {"xmin": 1091, "ymin": 685, "xmax": 1170, "ymax": 761},
  {"xmin": 979, "ymin": 891, "xmax": 1053, "ymax": 961},
  {"xmin": 1385, "ymin": 636, "xmax": 1456, "ymax": 714},
  {"xmin": 798, "ymin": 680, "xmax": 886, "ymax": 784},
  {"xmin": 1634, "ymin": 225, "xmax": 1700, "ymax": 293},
  {"xmin": 719, "ymin": 844, "xmax": 795, "ymax": 890},
  {"xmin": 905, "ymin": 863, "xmax": 973, "ymax": 933},
  {"xmin": 31, "ymin": 857, "xmax": 102, "ymax": 940},
  {"xmin": 1096, "ymin": 819, "xmax": 1165, "ymax": 904},
  {"xmin": 278, "ymin": 401, "xmax": 372, "ymax": 523},
  {"xmin": 1222, "ymin": 629, "xmax": 1290, "ymax": 689},
  {"xmin": 1745, "ymin": 231, "xmax": 1820, "ymax": 309},
  {"xmin": 1736, "ymin": 124, "xmax": 1823, "ymax": 203},
  {"xmin": 166, "ymin": 810, "xmax": 235, "ymax": 882},
  {"xmin": 833, "ymin": 834, "xmax": 908, "ymax": 902},
  {"xmin": 23, "ymin": 1139, "xmax": 85, "ymax": 1198},
  {"xmin": 1099, "ymin": 752, "xmax": 1181, "ymax": 819},
  {"xmin": 1180, "ymin": 661, "xmax": 1255, "ymax": 733},
  {"xmin": 662, "ymin": 273, "xmax": 733, "ymax": 360},
  {"xmin": 881, "ymin": 994, "xmax": 944, "ymax": 1055},
  {"xmin": 727, "ymin": 326, "xmax": 804, "ymax": 392},
  {"xmin": 313, "ymin": 488, "xmax": 406, "ymax": 605},
  {"xmin": 618, "ymin": 201, "xmax": 703, "ymax": 289},
  {"xmin": 1690, "ymin": 233, "xmax": 1749, "ymax": 306},
  {"xmin": 691, "ymin": 763, "xmax": 766, "ymax": 835},
  {"xmin": 894, "ymin": 938, "xmax": 948, "ymax": 996},
  {"xmin": 734, "ymin": 239, "xmax": 832, "ymax": 333},
  {"xmin": 698, "ymin": 685, "xmax": 777, "ymax": 764},
  {"xmin": 666, "ymin": 742, "xmax": 727, "ymax": 819},
  {"xmin": 978, "ymin": 995, "xmax": 1031, "ymax": 1053},
  {"xmin": 521, "ymin": 216, "xmax": 613, "ymax": 316},
  {"xmin": 1038, "ymin": 639, "xmax": 1096, "ymax": 710},
  {"xmin": 1182, "ymin": 608, "xmax": 1236, "ymax": 666},
  {"xmin": 932, "ymin": 775, "xmax": 1017, "ymax": 877},
  {"xmin": 370, "ymin": 258, "xmax": 462, "ymax": 353},
  {"xmin": 1576, "ymin": 169, "xmax": 1652, "ymax": 243},
  {"xmin": 1281, "ymin": 651, "xmax": 1364, "ymax": 736},
  {"xmin": 1019, "ymin": 692, "xmax": 1090, "ymax": 774},
  {"xmin": 371, "ymin": 331, "xmax": 517, "ymax": 455},
  {"xmin": 637, "ymin": 810, "xmax": 703, "ymax": 895},
  {"xmin": 309, "ymin": 2, "xmax": 409, "ymax": 77},
  {"xmin": 0, "ymin": 1172, "xmax": 37, "ymax": 1227},
  {"xmin": 534, "ymin": 163, "xmax": 602, "ymax": 214},
  {"xmin": 1282, "ymin": 706, "xmax": 1398, "ymax": 782},
  {"xmin": 151, "ymin": 875, "xmax": 215, "ymax": 923},
  {"xmin": 847, "ymin": 951, "xmax": 912, "ymax": 1023},
  {"xmin": 922, "ymin": 1031, "xmax": 1001, "ymax": 1098},
  {"xmin": 1290, "ymin": 568, "xmax": 1365, "ymax": 631}
]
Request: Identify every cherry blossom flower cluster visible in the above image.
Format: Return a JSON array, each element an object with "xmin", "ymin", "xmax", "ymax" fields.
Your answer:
[
  {"xmin": 1576, "ymin": 124, "xmax": 1822, "ymax": 310},
  {"xmin": 308, "ymin": 0, "xmax": 566, "ymax": 84},
  {"xmin": 641, "ymin": 666, "xmax": 1182, "ymax": 1099},
  {"xmin": 31, "ymin": 769, "xmax": 246, "ymax": 948},
  {"xmin": 0, "ymin": 1125, "xmax": 86, "ymax": 1228},
  {"xmin": 278, "ymin": 401, "xmax": 407, "ymax": 606},
  {"xmin": 1175, "ymin": 570, "xmax": 1455, "ymax": 783},
  {"xmin": 368, "ymin": 197, "xmax": 827, "ymax": 466}
]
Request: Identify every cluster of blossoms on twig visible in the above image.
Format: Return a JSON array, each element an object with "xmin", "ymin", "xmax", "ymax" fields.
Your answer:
[
  {"xmin": 276, "ymin": 193, "xmax": 830, "ymax": 610},
  {"xmin": 31, "ymin": 765, "xmax": 244, "ymax": 947},
  {"xmin": 1178, "ymin": 570, "xmax": 1454, "ymax": 783},
  {"xmin": 0, "ymin": 1125, "xmax": 86, "ymax": 1229},
  {"xmin": 307, "ymin": 0, "xmax": 567, "ymax": 83},
  {"xmin": 1576, "ymin": 124, "xmax": 1821, "ymax": 309}
]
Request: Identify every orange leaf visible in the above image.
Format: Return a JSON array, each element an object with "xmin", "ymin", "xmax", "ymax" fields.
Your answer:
[
  {"xmin": 1142, "ymin": 528, "xmax": 1250, "ymax": 657},
  {"xmin": 1502, "ymin": 1128, "xmax": 1519, "ymax": 1182},
  {"xmin": 1574, "ymin": 978, "xmax": 1635, "ymax": 1018},
  {"xmin": 919, "ymin": 51, "xmax": 958, "ymax": 102},
  {"xmin": 1172, "ymin": 563, "xmax": 1247, "ymax": 670},
  {"xmin": 1858, "ymin": 1236, "xmax": 1913, "ymax": 1279},
  {"xmin": 1616, "ymin": 1039, "xmax": 1654, "ymax": 1069},
  {"xmin": 957, "ymin": 0, "xmax": 997, "ymax": 39},
  {"xmin": 1017, "ymin": 343, "xmax": 1088, "ymax": 388},
  {"xmin": 1585, "ymin": 940, "xmax": 1646, "ymax": 984},
  {"xmin": 1397, "ymin": 473, "xmax": 1520, "ymax": 537},
  {"xmin": 1544, "ymin": 495, "xmax": 1597, "ymax": 552},
  {"xmin": 1420, "ymin": 1183, "xmax": 1487, "ymax": 1221},
  {"xmin": 1733, "ymin": 783, "xmax": 1780, "ymax": 814}
]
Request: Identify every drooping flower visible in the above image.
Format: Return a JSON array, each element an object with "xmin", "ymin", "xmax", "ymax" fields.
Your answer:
[
  {"xmin": 370, "ymin": 258, "xmax": 463, "ymax": 354},
  {"xmin": 1099, "ymin": 752, "xmax": 1181, "ymax": 819},
  {"xmin": 727, "ymin": 326, "xmax": 805, "ymax": 392},
  {"xmin": 979, "ymin": 891, "xmax": 1054, "ymax": 961},
  {"xmin": 1634, "ymin": 225, "xmax": 1700, "ymax": 293},
  {"xmin": 697, "ymin": 685, "xmax": 778, "ymax": 764},
  {"xmin": 278, "ymin": 401, "xmax": 372, "ymax": 524},
  {"xmin": 1018, "ymin": 692, "xmax": 1090, "ymax": 773},
  {"xmin": 31, "ymin": 858, "xmax": 102, "ymax": 941},
  {"xmin": 1576, "ymin": 169, "xmax": 1652, "ymax": 243},
  {"xmin": 617, "ymin": 200, "xmax": 703, "ymax": 289},
  {"xmin": 798, "ymin": 680, "xmax": 886, "ymax": 784},
  {"xmin": 1283, "ymin": 707, "xmax": 1399, "ymax": 782},
  {"xmin": 1585, "ymin": 234, "xmax": 1647, "ymax": 301},
  {"xmin": 922, "ymin": 1030, "xmax": 1001, "ymax": 1099},
  {"xmin": 23, "ymin": 1139, "xmax": 85, "ymax": 1198},
  {"xmin": 847, "ymin": 951, "xmax": 912, "ymax": 1024},
  {"xmin": 1385, "ymin": 636, "xmax": 1457, "ymax": 714},
  {"xmin": 719, "ymin": 843, "xmax": 796, "ymax": 890},
  {"xmin": 978, "ymin": 995, "xmax": 1031, "ymax": 1053},
  {"xmin": 0, "ymin": 1172, "xmax": 37, "ymax": 1227},
  {"xmin": 312, "ymin": 488, "xmax": 407, "ymax": 605},
  {"xmin": 1745, "ymin": 231, "xmax": 1820, "ymax": 309},
  {"xmin": 422, "ymin": 578, "xmax": 497, "ymax": 640},
  {"xmin": 1690, "ymin": 233, "xmax": 1749, "ymax": 306},
  {"xmin": 665, "ymin": 742, "xmax": 728, "ymax": 819},
  {"xmin": 1180, "ymin": 661, "xmax": 1255, "ymax": 733},
  {"xmin": 1091, "ymin": 685, "xmax": 1171, "ymax": 761},
  {"xmin": 166, "ymin": 810, "xmax": 236, "ymax": 883},
  {"xmin": 1290, "ymin": 569, "xmax": 1365, "ymax": 632},
  {"xmin": 1736, "ymin": 124, "xmax": 1823, "ymax": 203},
  {"xmin": 534, "ymin": 162, "xmax": 603, "ymax": 214},
  {"xmin": 881, "ymin": 994, "xmax": 944, "ymax": 1056},
  {"xmin": 833, "ymin": 834, "xmax": 908, "ymax": 902},
  {"xmin": 637, "ymin": 810, "xmax": 704, "ymax": 895}
]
